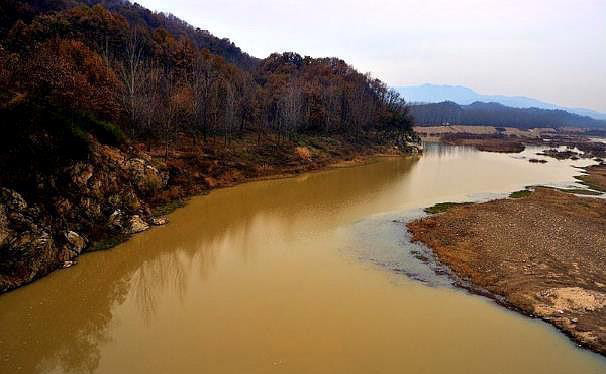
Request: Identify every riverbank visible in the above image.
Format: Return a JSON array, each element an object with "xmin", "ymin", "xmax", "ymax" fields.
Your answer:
[
  {"xmin": 440, "ymin": 133, "xmax": 526, "ymax": 153},
  {"xmin": 407, "ymin": 166, "xmax": 606, "ymax": 356},
  {"xmin": 0, "ymin": 133, "xmax": 419, "ymax": 294},
  {"xmin": 5, "ymin": 151, "xmax": 606, "ymax": 374},
  {"xmin": 414, "ymin": 125, "xmax": 606, "ymax": 157}
]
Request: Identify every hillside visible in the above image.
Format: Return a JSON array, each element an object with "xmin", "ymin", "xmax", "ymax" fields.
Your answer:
[
  {"xmin": 410, "ymin": 101, "xmax": 606, "ymax": 129},
  {"xmin": 0, "ymin": 0, "xmax": 259, "ymax": 69},
  {"xmin": 395, "ymin": 84, "xmax": 606, "ymax": 121},
  {"xmin": 0, "ymin": 0, "xmax": 417, "ymax": 292}
]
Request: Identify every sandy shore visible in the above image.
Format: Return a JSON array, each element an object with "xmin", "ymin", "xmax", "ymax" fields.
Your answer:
[
  {"xmin": 413, "ymin": 125, "xmax": 552, "ymax": 139},
  {"xmin": 413, "ymin": 126, "xmax": 540, "ymax": 153},
  {"xmin": 407, "ymin": 166, "xmax": 606, "ymax": 355},
  {"xmin": 413, "ymin": 125, "xmax": 606, "ymax": 156}
]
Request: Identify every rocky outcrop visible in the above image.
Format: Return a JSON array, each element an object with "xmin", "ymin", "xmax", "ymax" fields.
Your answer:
[
  {"xmin": 1, "ymin": 135, "xmax": 402, "ymax": 293},
  {"xmin": 150, "ymin": 216, "xmax": 168, "ymax": 226},
  {"xmin": 65, "ymin": 231, "xmax": 87, "ymax": 254},
  {"xmin": 0, "ymin": 188, "xmax": 57, "ymax": 292},
  {"xmin": 0, "ymin": 143, "xmax": 170, "ymax": 293},
  {"xmin": 126, "ymin": 215, "xmax": 149, "ymax": 234},
  {"xmin": 0, "ymin": 202, "xmax": 9, "ymax": 248}
]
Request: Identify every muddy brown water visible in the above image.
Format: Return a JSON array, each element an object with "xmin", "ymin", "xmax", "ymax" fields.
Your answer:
[{"xmin": 1, "ymin": 144, "xmax": 606, "ymax": 374}]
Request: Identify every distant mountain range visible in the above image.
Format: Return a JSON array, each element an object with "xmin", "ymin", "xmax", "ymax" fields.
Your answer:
[{"xmin": 394, "ymin": 84, "xmax": 606, "ymax": 121}]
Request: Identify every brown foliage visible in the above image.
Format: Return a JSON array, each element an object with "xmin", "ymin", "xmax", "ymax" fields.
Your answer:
[
  {"xmin": 294, "ymin": 147, "xmax": 312, "ymax": 161},
  {"xmin": 1, "ymin": 1, "xmax": 416, "ymax": 153},
  {"xmin": 23, "ymin": 38, "xmax": 120, "ymax": 120}
]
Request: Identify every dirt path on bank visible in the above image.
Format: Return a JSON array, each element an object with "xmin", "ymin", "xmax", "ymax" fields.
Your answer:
[{"xmin": 407, "ymin": 177, "xmax": 606, "ymax": 355}]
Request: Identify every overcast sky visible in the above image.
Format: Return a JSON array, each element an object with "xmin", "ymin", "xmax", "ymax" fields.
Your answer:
[{"xmin": 137, "ymin": 0, "xmax": 606, "ymax": 112}]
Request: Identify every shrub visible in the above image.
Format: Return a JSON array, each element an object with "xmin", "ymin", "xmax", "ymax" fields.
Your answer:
[
  {"xmin": 141, "ymin": 174, "xmax": 164, "ymax": 195},
  {"xmin": 294, "ymin": 146, "xmax": 312, "ymax": 161},
  {"xmin": 424, "ymin": 202, "xmax": 473, "ymax": 214},
  {"xmin": 510, "ymin": 189, "xmax": 533, "ymax": 198},
  {"xmin": 77, "ymin": 112, "xmax": 127, "ymax": 146}
]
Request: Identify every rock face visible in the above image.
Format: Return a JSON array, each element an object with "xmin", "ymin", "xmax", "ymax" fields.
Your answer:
[
  {"xmin": 150, "ymin": 216, "xmax": 168, "ymax": 226},
  {"xmin": 65, "ymin": 231, "xmax": 87, "ymax": 253},
  {"xmin": 0, "ymin": 143, "xmax": 169, "ymax": 293},
  {"xmin": 127, "ymin": 216, "xmax": 149, "ymax": 234},
  {"xmin": 0, "ymin": 188, "xmax": 57, "ymax": 292},
  {"xmin": 1, "ymin": 135, "xmax": 389, "ymax": 293},
  {"xmin": 2, "ymin": 188, "xmax": 28, "ymax": 211},
  {"xmin": 108, "ymin": 210, "xmax": 124, "ymax": 229},
  {"xmin": 0, "ymin": 202, "xmax": 9, "ymax": 248}
]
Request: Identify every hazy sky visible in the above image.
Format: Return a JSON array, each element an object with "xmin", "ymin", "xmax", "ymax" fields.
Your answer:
[{"xmin": 137, "ymin": 0, "xmax": 606, "ymax": 112}]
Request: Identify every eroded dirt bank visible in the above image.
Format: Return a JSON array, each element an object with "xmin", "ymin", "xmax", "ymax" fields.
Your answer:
[{"xmin": 408, "ymin": 180, "xmax": 606, "ymax": 355}]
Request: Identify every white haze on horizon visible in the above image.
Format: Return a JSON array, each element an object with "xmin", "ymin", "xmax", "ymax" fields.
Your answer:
[{"xmin": 136, "ymin": 0, "xmax": 606, "ymax": 113}]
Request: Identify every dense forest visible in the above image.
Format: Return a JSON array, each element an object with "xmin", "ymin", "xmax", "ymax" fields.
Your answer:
[
  {"xmin": 410, "ymin": 101, "xmax": 606, "ymax": 129},
  {"xmin": 0, "ymin": 0, "xmax": 415, "ymax": 193}
]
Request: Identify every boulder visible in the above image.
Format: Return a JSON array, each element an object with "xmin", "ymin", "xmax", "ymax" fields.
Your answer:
[
  {"xmin": 98, "ymin": 144, "xmax": 126, "ymax": 165},
  {"xmin": 79, "ymin": 197, "xmax": 101, "ymax": 218},
  {"xmin": 126, "ymin": 158, "xmax": 146, "ymax": 175},
  {"xmin": 108, "ymin": 194, "xmax": 122, "ymax": 209},
  {"xmin": 122, "ymin": 157, "xmax": 168, "ymax": 195},
  {"xmin": 65, "ymin": 231, "xmax": 87, "ymax": 254},
  {"xmin": 127, "ymin": 215, "xmax": 149, "ymax": 234},
  {"xmin": 108, "ymin": 210, "xmax": 124, "ymax": 229},
  {"xmin": 54, "ymin": 197, "xmax": 73, "ymax": 216},
  {"xmin": 63, "ymin": 260, "xmax": 78, "ymax": 269},
  {"xmin": 123, "ymin": 191, "xmax": 142, "ymax": 211},
  {"xmin": 7, "ymin": 230, "xmax": 52, "ymax": 254},
  {"xmin": 0, "ymin": 203, "xmax": 9, "ymax": 248},
  {"xmin": 150, "ymin": 216, "xmax": 168, "ymax": 226},
  {"xmin": 1, "ymin": 188, "xmax": 27, "ymax": 212},
  {"xmin": 70, "ymin": 162, "xmax": 94, "ymax": 188}
]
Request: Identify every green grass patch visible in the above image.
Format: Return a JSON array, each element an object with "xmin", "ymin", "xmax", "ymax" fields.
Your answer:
[
  {"xmin": 555, "ymin": 188, "xmax": 602, "ymax": 196},
  {"xmin": 424, "ymin": 201, "xmax": 473, "ymax": 214},
  {"xmin": 90, "ymin": 234, "xmax": 129, "ymax": 252},
  {"xmin": 574, "ymin": 175, "xmax": 606, "ymax": 192},
  {"xmin": 509, "ymin": 189, "xmax": 533, "ymax": 199},
  {"xmin": 152, "ymin": 199, "xmax": 186, "ymax": 216},
  {"xmin": 79, "ymin": 114, "xmax": 127, "ymax": 146}
]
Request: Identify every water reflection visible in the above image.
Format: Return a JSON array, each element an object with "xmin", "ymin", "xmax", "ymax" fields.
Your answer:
[
  {"xmin": 0, "ymin": 157, "xmax": 420, "ymax": 374},
  {"xmin": 1, "ymin": 146, "xmax": 605, "ymax": 374}
]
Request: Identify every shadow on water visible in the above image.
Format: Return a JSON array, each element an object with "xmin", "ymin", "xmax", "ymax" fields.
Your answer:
[{"xmin": 0, "ymin": 156, "xmax": 421, "ymax": 374}]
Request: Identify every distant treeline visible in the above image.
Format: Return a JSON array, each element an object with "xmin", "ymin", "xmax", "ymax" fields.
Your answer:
[{"xmin": 410, "ymin": 101, "xmax": 606, "ymax": 129}]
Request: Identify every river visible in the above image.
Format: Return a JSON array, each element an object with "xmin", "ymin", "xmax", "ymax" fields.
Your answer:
[{"xmin": 1, "ymin": 144, "xmax": 605, "ymax": 373}]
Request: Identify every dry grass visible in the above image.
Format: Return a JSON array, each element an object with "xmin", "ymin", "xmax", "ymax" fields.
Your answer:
[{"xmin": 294, "ymin": 146, "xmax": 312, "ymax": 161}]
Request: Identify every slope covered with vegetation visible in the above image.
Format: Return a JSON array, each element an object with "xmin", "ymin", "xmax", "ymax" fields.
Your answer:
[{"xmin": 0, "ymin": 0, "xmax": 416, "ymax": 292}]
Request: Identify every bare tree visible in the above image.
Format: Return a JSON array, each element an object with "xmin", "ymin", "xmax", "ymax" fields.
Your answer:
[
  {"xmin": 278, "ymin": 81, "xmax": 302, "ymax": 141},
  {"xmin": 137, "ymin": 64, "xmax": 163, "ymax": 150},
  {"xmin": 156, "ymin": 70, "xmax": 180, "ymax": 160},
  {"xmin": 220, "ymin": 79, "xmax": 237, "ymax": 147},
  {"xmin": 188, "ymin": 55, "xmax": 219, "ymax": 143},
  {"xmin": 117, "ymin": 28, "xmax": 145, "ymax": 137}
]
